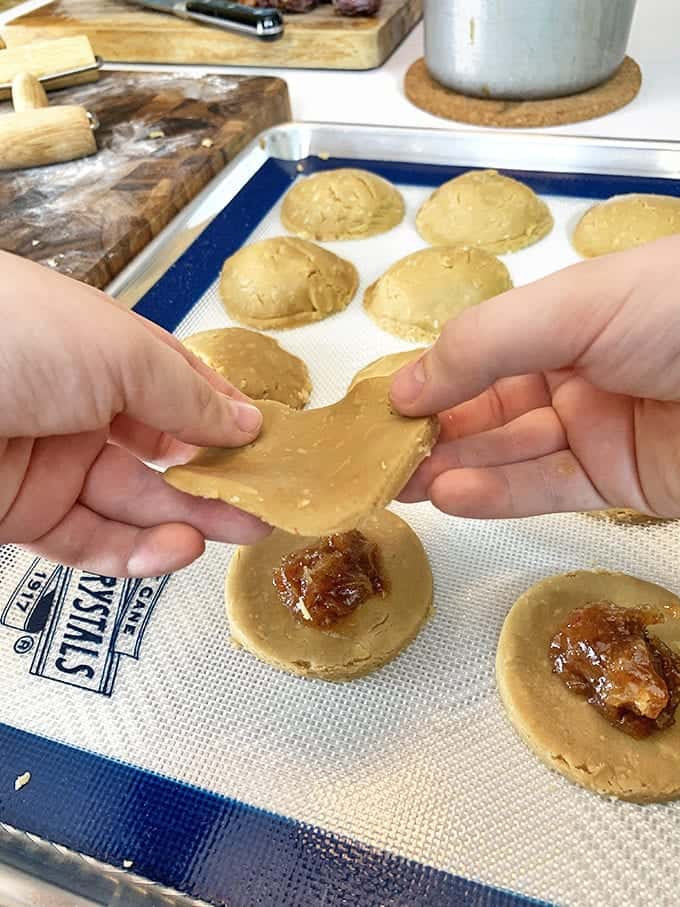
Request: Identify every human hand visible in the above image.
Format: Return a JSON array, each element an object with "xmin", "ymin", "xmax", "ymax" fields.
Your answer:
[
  {"xmin": 0, "ymin": 252, "xmax": 270, "ymax": 577},
  {"xmin": 390, "ymin": 235, "xmax": 680, "ymax": 520}
]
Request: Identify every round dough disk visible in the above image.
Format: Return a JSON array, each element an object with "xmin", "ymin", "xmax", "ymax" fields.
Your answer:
[
  {"xmin": 281, "ymin": 168, "xmax": 405, "ymax": 241},
  {"xmin": 226, "ymin": 509, "xmax": 432, "ymax": 681},
  {"xmin": 219, "ymin": 237, "xmax": 358, "ymax": 330},
  {"xmin": 363, "ymin": 246, "xmax": 512, "ymax": 342},
  {"xmin": 497, "ymin": 570, "xmax": 680, "ymax": 802},
  {"xmin": 348, "ymin": 348, "xmax": 426, "ymax": 392},
  {"xmin": 183, "ymin": 327, "xmax": 311, "ymax": 409},
  {"xmin": 416, "ymin": 169, "xmax": 553, "ymax": 253},
  {"xmin": 585, "ymin": 508, "xmax": 672, "ymax": 526},
  {"xmin": 572, "ymin": 194, "xmax": 680, "ymax": 258}
]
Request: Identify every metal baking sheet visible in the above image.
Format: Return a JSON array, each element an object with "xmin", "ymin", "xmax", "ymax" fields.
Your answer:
[{"xmin": 2, "ymin": 124, "xmax": 680, "ymax": 907}]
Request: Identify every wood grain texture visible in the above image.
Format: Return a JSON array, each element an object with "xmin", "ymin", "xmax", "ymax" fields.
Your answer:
[
  {"xmin": 0, "ymin": 105, "xmax": 97, "ymax": 170},
  {"xmin": 11, "ymin": 72, "xmax": 49, "ymax": 111},
  {"xmin": 0, "ymin": 35, "xmax": 99, "ymax": 101},
  {"xmin": 2, "ymin": 0, "xmax": 421, "ymax": 69},
  {"xmin": 0, "ymin": 71, "xmax": 290, "ymax": 288},
  {"xmin": 0, "ymin": 0, "xmax": 23, "ymax": 14}
]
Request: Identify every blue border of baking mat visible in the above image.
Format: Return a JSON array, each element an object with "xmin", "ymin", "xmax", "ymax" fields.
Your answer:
[
  {"xmin": 1, "ymin": 724, "xmax": 544, "ymax": 907},
  {"xmin": 134, "ymin": 154, "xmax": 680, "ymax": 333},
  {"xmin": 3, "ymin": 154, "xmax": 680, "ymax": 906}
]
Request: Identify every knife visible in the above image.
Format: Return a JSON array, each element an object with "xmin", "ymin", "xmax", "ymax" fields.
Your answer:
[{"xmin": 133, "ymin": 0, "xmax": 285, "ymax": 40}]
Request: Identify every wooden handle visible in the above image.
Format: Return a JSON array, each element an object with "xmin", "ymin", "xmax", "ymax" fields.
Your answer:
[
  {"xmin": 0, "ymin": 106, "xmax": 97, "ymax": 171},
  {"xmin": 0, "ymin": 36, "xmax": 98, "ymax": 101},
  {"xmin": 11, "ymin": 72, "xmax": 48, "ymax": 112}
]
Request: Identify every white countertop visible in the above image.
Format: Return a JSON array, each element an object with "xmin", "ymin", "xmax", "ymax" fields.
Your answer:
[
  {"xmin": 202, "ymin": 1, "xmax": 680, "ymax": 141},
  {"xmin": 96, "ymin": 2, "xmax": 680, "ymax": 141},
  {"xmin": 2, "ymin": 0, "xmax": 679, "ymax": 140}
]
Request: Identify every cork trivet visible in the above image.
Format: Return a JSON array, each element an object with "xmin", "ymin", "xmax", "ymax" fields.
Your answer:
[{"xmin": 404, "ymin": 56, "xmax": 641, "ymax": 129}]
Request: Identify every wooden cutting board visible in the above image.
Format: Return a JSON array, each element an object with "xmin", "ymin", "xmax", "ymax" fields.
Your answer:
[
  {"xmin": 1, "ymin": 0, "xmax": 421, "ymax": 69},
  {"xmin": 0, "ymin": 71, "xmax": 290, "ymax": 290}
]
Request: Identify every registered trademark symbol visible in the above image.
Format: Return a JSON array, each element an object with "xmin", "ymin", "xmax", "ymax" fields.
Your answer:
[{"xmin": 14, "ymin": 636, "xmax": 34, "ymax": 655}]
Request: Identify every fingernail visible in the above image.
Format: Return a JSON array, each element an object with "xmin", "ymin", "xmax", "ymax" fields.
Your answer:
[
  {"xmin": 127, "ymin": 548, "xmax": 153, "ymax": 578},
  {"xmin": 233, "ymin": 401, "xmax": 262, "ymax": 434},
  {"xmin": 127, "ymin": 536, "xmax": 160, "ymax": 577},
  {"xmin": 391, "ymin": 358, "xmax": 426, "ymax": 405}
]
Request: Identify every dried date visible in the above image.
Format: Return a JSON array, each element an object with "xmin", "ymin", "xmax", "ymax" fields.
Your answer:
[{"xmin": 333, "ymin": 0, "xmax": 381, "ymax": 15}]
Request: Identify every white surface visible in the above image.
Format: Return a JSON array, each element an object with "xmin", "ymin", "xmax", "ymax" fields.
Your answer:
[
  {"xmin": 2, "ymin": 1, "xmax": 678, "ymax": 140},
  {"xmin": 1, "ymin": 3, "xmax": 679, "ymax": 903},
  {"xmin": 2, "ymin": 179, "xmax": 680, "ymax": 907}
]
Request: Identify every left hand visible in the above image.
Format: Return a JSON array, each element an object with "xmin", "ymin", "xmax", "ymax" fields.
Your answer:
[{"xmin": 0, "ymin": 252, "xmax": 270, "ymax": 577}]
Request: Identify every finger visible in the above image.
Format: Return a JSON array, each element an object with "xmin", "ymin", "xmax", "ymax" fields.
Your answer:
[
  {"xmin": 27, "ymin": 502, "xmax": 206, "ymax": 577},
  {"xmin": 127, "ymin": 313, "xmax": 253, "ymax": 404},
  {"xmin": 80, "ymin": 444, "xmax": 270, "ymax": 544},
  {"xmin": 400, "ymin": 407, "xmax": 567, "ymax": 502},
  {"xmin": 0, "ymin": 253, "xmax": 259, "ymax": 443},
  {"xmin": 390, "ymin": 252, "xmax": 635, "ymax": 416},
  {"xmin": 0, "ymin": 432, "xmax": 105, "ymax": 545},
  {"xmin": 0, "ymin": 437, "xmax": 33, "ymax": 524},
  {"xmin": 75, "ymin": 278, "xmax": 254, "ymax": 404},
  {"xmin": 109, "ymin": 414, "xmax": 198, "ymax": 467},
  {"xmin": 117, "ymin": 332, "xmax": 263, "ymax": 448},
  {"xmin": 437, "ymin": 374, "xmax": 551, "ymax": 443},
  {"xmin": 428, "ymin": 450, "xmax": 608, "ymax": 519}
]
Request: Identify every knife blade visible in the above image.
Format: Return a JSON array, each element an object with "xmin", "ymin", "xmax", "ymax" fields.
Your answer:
[{"xmin": 133, "ymin": 0, "xmax": 284, "ymax": 40}]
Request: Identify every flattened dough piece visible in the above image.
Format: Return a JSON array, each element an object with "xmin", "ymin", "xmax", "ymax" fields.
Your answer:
[
  {"xmin": 164, "ymin": 376, "xmax": 439, "ymax": 535},
  {"xmin": 219, "ymin": 237, "xmax": 358, "ymax": 330},
  {"xmin": 416, "ymin": 169, "xmax": 553, "ymax": 253},
  {"xmin": 497, "ymin": 570, "xmax": 680, "ymax": 802},
  {"xmin": 585, "ymin": 508, "xmax": 672, "ymax": 526},
  {"xmin": 363, "ymin": 246, "xmax": 512, "ymax": 342},
  {"xmin": 348, "ymin": 348, "xmax": 426, "ymax": 392},
  {"xmin": 226, "ymin": 509, "xmax": 433, "ymax": 681},
  {"xmin": 183, "ymin": 327, "xmax": 311, "ymax": 409},
  {"xmin": 573, "ymin": 194, "xmax": 680, "ymax": 258},
  {"xmin": 281, "ymin": 168, "xmax": 405, "ymax": 241}
]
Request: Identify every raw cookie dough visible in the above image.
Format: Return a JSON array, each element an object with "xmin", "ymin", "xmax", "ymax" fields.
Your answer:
[
  {"xmin": 585, "ymin": 508, "xmax": 671, "ymax": 526},
  {"xmin": 497, "ymin": 570, "xmax": 680, "ymax": 802},
  {"xmin": 226, "ymin": 509, "xmax": 433, "ymax": 681},
  {"xmin": 363, "ymin": 246, "xmax": 512, "ymax": 342},
  {"xmin": 348, "ymin": 348, "xmax": 426, "ymax": 392},
  {"xmin": 164, "ymin": 376, "xmax": 439, "ymax": 536},
  {"xmin": 572, "ymin": 194, "xmax": 680, "ymax": 258},
  {"xmin": 183, "ymin": 327, "xmax": 311, "ymax": 409},
  {"xmin": 219, "ymin": 237, "xmax": 358, "ymax": 330},
  {"xmin": 281, "ymin": 168, "xmax": 405, "ymax": 241},
  {"xmin": 416, "ymin": 169, "xmax": 553, "ymax": 253}
]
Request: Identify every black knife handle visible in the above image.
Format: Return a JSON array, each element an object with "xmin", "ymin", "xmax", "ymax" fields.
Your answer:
[{"xmin": 185, "ymin": 0, "xmax": 284, "ymax": 39}]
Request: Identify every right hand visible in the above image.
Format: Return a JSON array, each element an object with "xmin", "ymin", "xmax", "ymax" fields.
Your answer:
[{"xmin": 390, "ymin": 235, "xmax": 680, "ymax": 520}]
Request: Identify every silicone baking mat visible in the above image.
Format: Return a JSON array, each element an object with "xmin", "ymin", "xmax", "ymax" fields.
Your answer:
[{"xmin": 2, "ymin": 151, "xmax": 680, "ymax": 907}]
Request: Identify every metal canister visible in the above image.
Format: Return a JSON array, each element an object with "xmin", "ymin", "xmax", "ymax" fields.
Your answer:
[{"xmin": 424, "ymin": 0, "xmax": 637, "ymax": 100}]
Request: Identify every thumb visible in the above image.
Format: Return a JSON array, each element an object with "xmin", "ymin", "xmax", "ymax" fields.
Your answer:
[
  {"xmin": 389, "ymin": 251, "xmax": 638, "ymax": 417},
  {"xmin": 118, "ymin": 329, "xmax": 262, "ymax": 448}
]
